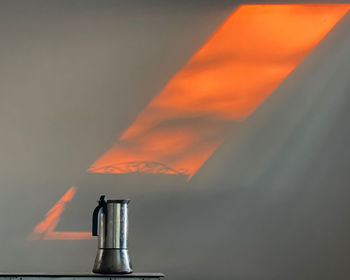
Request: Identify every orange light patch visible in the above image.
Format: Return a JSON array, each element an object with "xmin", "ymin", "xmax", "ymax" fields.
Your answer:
[
  {"xmin": 28, "ymin": 186, "xmax": 92, "ymax": 240},
  {"xmin": 89, "ymin": 4, "xmax": 350, "ymax": 179}
]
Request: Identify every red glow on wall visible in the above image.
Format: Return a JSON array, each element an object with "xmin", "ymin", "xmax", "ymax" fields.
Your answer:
[
  {"xmin": 28, "ymin": 187, "xmax": 92, "ymax": 240},
  {"xmin": 88, "ymin": 4, "xmax": 350, "ymax": 179}
]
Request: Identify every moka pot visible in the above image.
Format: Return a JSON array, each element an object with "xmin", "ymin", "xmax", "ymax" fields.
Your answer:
[{"xmin": 92, "ymin": 195, "xmax": 133, "ymax": 274}]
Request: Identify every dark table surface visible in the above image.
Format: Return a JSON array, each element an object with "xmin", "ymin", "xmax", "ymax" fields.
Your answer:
[{"xmin": 0, "ymin": 273, "xmax": 164, "ymax": 278}]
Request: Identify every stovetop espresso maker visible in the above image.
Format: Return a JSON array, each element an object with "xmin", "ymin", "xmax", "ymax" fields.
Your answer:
[{"xmin": 92, "ymin": 195, "xmax": 133, "ymax": 274}]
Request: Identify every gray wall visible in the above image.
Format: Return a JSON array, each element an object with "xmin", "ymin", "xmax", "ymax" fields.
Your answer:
[{"xmin": 0, "ymin": 1, "xmax": 350, "ymax": 279}]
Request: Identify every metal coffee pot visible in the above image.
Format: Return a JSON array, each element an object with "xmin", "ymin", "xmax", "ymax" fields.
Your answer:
[{"xmin": 92, "ymin": 195, "xmax": 133, "ymax": 274}]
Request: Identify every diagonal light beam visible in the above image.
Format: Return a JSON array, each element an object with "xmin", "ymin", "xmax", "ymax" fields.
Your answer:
[
  {"xmin": 29, "ymin": 4, "xmax": 350, "ymax": 241},
  {"xmin": 28, "ymin": 186, "xmax": 92, "ymax": 240},
  {"xmin": 89, "ymin": 4, "xmax": 350, "ymax": 179}
]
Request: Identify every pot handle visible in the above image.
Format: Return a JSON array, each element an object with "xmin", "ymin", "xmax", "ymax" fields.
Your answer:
[{"xmin": 92, "ymin": 195, "xmax": 107, "ymax": 236}]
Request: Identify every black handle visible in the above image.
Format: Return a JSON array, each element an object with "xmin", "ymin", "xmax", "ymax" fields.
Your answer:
[{"xmin": 92, "ymin": 195, "xmax": 107, "ymax": 236}]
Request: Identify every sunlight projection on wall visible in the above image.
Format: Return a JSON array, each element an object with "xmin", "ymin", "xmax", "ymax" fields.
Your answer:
[
  {"xmin": 89, "ymin": 4, "xmax": 349, "ymax": 179},
  {"xmin": 28, "ymin": 186, "xmax": 92, "ymax": 240}
]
